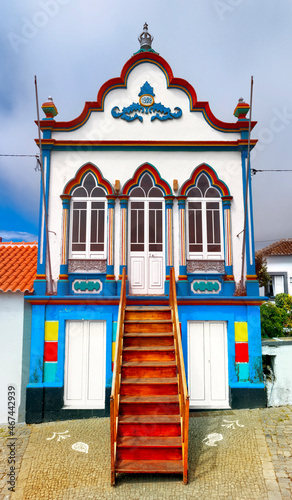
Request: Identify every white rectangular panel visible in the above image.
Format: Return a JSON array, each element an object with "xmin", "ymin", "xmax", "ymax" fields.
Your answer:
[
  {"xmin": 64, "ymin": 321, "xmax": 84, "ymax": 403},
  {"xmin": 209, "ymin": 323, "xmax": 228, "ymax": 402},
  {"xmin": 188, "ymin": 322, "xmax": 205, "ymax": 403},
  {"xmin": 87, "ymin": 321, "xmax": 105, "ymax": 403},
  {"xmin": 149, "ymin": 256, "xmax": 164, "ymax": 293}
]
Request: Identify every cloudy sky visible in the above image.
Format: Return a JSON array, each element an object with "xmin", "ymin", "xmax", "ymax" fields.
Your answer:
[{"xmin": 0, "ymin": 0, "xmax": 291, "ymax": 248}]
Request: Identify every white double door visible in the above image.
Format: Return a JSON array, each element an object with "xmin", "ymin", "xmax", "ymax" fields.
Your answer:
[
  {"xmin": 188, "ymin": 321, "xmax": 229, "ymax": 409},
  {"xmin": 64, "ymin": 320, "xmax": 106, "ymax": 409},
  {"xmin": 129, "ymin": 199, "xmax": 165, "ymax": 295}
]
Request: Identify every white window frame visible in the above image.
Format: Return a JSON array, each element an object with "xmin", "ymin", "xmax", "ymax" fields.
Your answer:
[
  {"xmin": 187, "ymin": 197, "xmax": 224, "ymax": 260},
  {"xmin": 69, "ymin": 197, "xmax": 107, "ymax": 260}
]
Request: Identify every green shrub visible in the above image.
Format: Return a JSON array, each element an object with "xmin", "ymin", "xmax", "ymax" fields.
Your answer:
[{"xmin": 260, "ymin": 302, "xmax": 288, "ymax": 338}]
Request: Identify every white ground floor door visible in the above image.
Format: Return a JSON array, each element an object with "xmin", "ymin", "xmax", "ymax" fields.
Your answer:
[
  {"xmin": 64, "ymin": 320, "xmax": 106, "ymax": 409},
  {"xmin": 129, "ymin": 199, "xmax": 164, "ymax": 295},
  {"xmin": 188, "ymin": 321, "xmax": 229, "ymax": 409}
]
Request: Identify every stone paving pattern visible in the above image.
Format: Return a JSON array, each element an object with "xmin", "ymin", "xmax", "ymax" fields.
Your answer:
[{"xmin": 0, "ymin": 406, "xmax": 291, "ymax": 499}]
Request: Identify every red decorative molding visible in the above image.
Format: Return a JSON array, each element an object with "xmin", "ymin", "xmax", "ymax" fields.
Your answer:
[
  {"xmin": 63, "ymin": 163, "xmax": 113, "ymax": 195},
  {"xmin": 37, "ymin": 52, "xmax": 257, "ymax": 133},
  {"xmin": 180, "ymin": 164, "xmax": 230, "ymax": 196},
  {"xmin": 121, "ymin": 163, "xmax": 172, "ymax": 196}
]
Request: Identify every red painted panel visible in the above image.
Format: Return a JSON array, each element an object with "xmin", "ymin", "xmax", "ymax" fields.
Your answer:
[
  {"xmin": 235, "ymin": 342, "xmax": 249, "ymax": 363},
  {"xmin": 44, "ymin": 342, "xmax": 58, "ymax": 362}
]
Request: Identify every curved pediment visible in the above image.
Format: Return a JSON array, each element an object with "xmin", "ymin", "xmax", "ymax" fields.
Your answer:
[{"xmin": 40, "ymin": 52, "xmax": 255, "ymax": 136}]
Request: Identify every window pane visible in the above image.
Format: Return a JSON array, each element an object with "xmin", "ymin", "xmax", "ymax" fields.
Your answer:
[
  {"xmin": 156, "ymin": 210, "xmax": 162, "ymax": 243},
  {"xmin": 196, "ymin": 210, "xmax": 202, "ymax": 243},
  {"xmin": 140, "ymin": 173, "xmax": 153, "ymax": 195},
  {"xmin": 187, "ymin": 187, "xmax": 202, "ymax": 197},
  {"xmin": 80, "ymin": 210, "xmax": 87, "ymax": 242},
  {"xmin": 83, "ymin": 173, "xmax": 96, "ymax": 195},
  {"xmin": 91, "ymin": 187, "xmax": 105, "ymax": 197},
  {"xmin": 206, "ymin": 211, "xmax": 213, "ymax": 244},
  {"xmin": 91, "ymin": 210, "xmax": 97, "ymax": 243},
  {"xmin": 197, "ymin": 173, "xmax": 209, "ymax": 195},
  {"xmin": 138, "ymin": 209, "xmax": 144, "ymax": 243},
  {"xmin": 131, "ymin": 243, "xmax": 144, "ymax": 251},
  {"xmin": 72, "ymin": 243, "xmax": 86, "ymax": 251},
  {"xmin": 206, "ymin": 187, "xmax": 220, "ymax": 198},
  {"xmin": 72, "ymin": 211, "xmax": 79, "ymax": 242},
  {"xmin": 148, "ymin": 187, "xmax": 163, "ymax": 197},
  {"xmin": 130, "ymin": 187, "xmax": 145, "ymax": 197},
  {"xmin": 207, "ymin": 244, "xmax": 221, "ymax": 252},
  {"xmin": 190, "ymin": 244, "xmax": 203, "ymax": 252},
  {"xmin": 92, "ymin": 202, "xmax": 104, "ymax": 209},
  {"xmin": 131, "ymin": 209, "xmax": 137, "ymax": 244},
  {"xmin": 98, "ymin": 209, "xmax": 105, "ymax": 243},
  {"xmin": 90, "ymin": 244, "xmax": 104, "ymax": 251},
  {"xmin": 149, "ymin": 210, "xmax": 155, "ymax": 244},
  {"xmin": 73, "ymin": 202, "xmax": 86, "ymax": 209},
  {"xmin": 149, "ymin": 202, "xmax": 162, "ymax": 209},
  {"xmin": 213, "ymin": 211, "xmax": 220, "ymax": 243},
  {"xmin": 188, "ymin": 210, "xmax": 195, "ymax": 243},
  {"xmin": 149, "ymin": 244, "xmax": 163, "ymax": 251},
  {"xmin": 72, "ymin": 187, "xmax": 87, "ymax": 197},
  {"xmin": 132, "ymin": 202, "xmax": 144, "ymax": 209}
]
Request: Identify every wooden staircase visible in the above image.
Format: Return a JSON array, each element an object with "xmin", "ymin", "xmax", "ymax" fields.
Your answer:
[{"xmin": 111, "ymin": 268, "xmax": 189, "ymax": 485}]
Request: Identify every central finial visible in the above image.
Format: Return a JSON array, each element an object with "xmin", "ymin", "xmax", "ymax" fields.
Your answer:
[{"xmin": 138, "ymin": 22, "xmax": 153, "ymax": 51}]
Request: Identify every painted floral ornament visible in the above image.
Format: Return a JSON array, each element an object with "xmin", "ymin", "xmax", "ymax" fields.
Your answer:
[{"xmin": 72, "ymin": 442, "xmax": 89, "ymax": 453}]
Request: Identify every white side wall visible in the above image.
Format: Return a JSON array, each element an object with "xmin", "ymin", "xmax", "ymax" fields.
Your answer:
[
  {"xmin": 262, "ymin": 342, "xmax": 292, "ymax": 406},
  {"xmin": 0, "ymin": 292, "xmax": 24, "ymax": 423},
  {"xmin": 267, "ymin": 255, "xmax": 292, "ymax": 294}
]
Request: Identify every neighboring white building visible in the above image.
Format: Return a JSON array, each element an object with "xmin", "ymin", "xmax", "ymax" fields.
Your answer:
[
  {"xmin": 262, "ymin": 338, "xmax": 292, "ymax": 406},
  {"xmin": 0, "ymin": 242, "xmax": 37, "ymax": 423},
  {"xmin": 257, "ymin": 239, "xmax": 292, "ymax": 297}
]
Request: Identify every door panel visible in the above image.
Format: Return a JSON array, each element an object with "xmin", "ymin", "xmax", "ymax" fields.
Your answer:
[
  {"xmin": 149, "ymin": 256, "xmax": 164, "ymax": 290},
  {"xmin": 129, "ymin": 199, "xmax": 164, "ymax": 295},
  {"xmin": 188, "ymin": 321, "xmax": 229, "ymax": 409},
  {"xmin": 64, "ymin": 320, "xmax": 105, "ymax": 409},
  {"xmin": 130, "ymin": 256, "xmax": 146, "ymax": 292},
  {"xmin": 188, "ymin": 322, "xmax": 205, "ymax": 401},
  {"xmin": 65, "ymin": 321, "xmax": 83, "ymax": 402},
  {"xmin": 209, "ymin": 323, "xmax": 227, "ymax": 402}
]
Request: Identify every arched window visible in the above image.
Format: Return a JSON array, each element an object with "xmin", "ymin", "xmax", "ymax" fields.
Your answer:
[
  {"xmin": 70, "ymin": 172, "xmax": 107, "ymax": 259},
  {"xmin": 187, "ymin": 173, "xmax": 223, "ymax": 260}
]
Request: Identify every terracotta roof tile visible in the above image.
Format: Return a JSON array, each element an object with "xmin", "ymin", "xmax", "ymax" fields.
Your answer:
[
  {"xmin": 0, "ymin": 242, "xmax": 38, "ymax": 293},
  {"xmin": 256, "ymin": 238, "xmax": 292, "ymax": 257}
]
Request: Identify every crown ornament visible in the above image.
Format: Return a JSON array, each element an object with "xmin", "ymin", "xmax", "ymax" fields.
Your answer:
[{"xmin": 138, "ymin": 22, "xmax": 153, "ymax": 50}]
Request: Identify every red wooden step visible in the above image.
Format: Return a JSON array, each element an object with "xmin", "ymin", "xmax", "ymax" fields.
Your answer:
[
  {"xmin": 123, "ymin": 332, "xmax": 174, "ymax": 347},
  {"xmin": 120, "ymin": 377, "xmax": 178, "ymax": 396},
  {"xmin": 122, "ymin": 361, "xmax": 177, "ymax": 378},
  {"xmin": 115, "ymin": 459, "xmax": 183, "ymax": 474},
  {"xmin": 118, "ymin": 415, "xmax": 181, "ymax": 437},
  {"xmin": 125, "ymin": 308, "xmax": 172, "ymax": 321},
  {"xmin": 117, "ymin": 436, "xmax": 182, "ymax": 461},
  {"xmin": 119, "ymin": 395, "xmax": 180, "ymax": 415},
  {"xmin": 124, "ymin": 321, "xmax": 173, "ymax": 334},
  {"xmin": 123, "ymin": 346, "xmax": 175, "ymax": 362}
]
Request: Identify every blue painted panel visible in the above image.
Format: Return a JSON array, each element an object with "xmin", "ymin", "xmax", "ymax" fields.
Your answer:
[{"xmin": 29, "ymin": 305, "xmax": 45, "ymax": 385}]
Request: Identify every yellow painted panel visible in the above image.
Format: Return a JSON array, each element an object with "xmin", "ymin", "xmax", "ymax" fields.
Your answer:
[
  {"xmin": 112, "ymin": 342, "xmax": 116, "ymax": 363},
  {"xmin": 235, "ymin": 322, "xmax": 248, "ymax": 342},
  {"xmin": 45, "ymin": 321, "xmax": 59, "ymax": 341}
]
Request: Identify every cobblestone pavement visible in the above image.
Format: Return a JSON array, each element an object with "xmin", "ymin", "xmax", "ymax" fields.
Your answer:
[{"xmin": 0, "ymin": 406, "xmax": 291, "ymax": 499}]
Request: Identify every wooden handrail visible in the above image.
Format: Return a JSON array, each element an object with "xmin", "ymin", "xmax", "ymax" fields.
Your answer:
[
  {"xmin": 169, "ymin": 267, "xmax": 189, "ymax": 484},
  {"xmin": 110, "ymin": 267, "xmax": 126, "ymax": 486}
]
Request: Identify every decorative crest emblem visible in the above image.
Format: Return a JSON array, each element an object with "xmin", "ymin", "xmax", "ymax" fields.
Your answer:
[{"xmin": 111, "ymin": 82, "xmax": 182, "ymax": 123}]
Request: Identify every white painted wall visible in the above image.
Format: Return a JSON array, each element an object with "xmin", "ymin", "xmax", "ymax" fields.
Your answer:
[
  {"xmin": 0, "ymin": 292, "xmax": 24, "ymax": 423},
  {"xmin": 46, "ymin": 59, "xmax": 247, "ymax": 285},
  {"xmin": 262, "ymin": 340, "xmax": 292, "ymax": 406}
]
